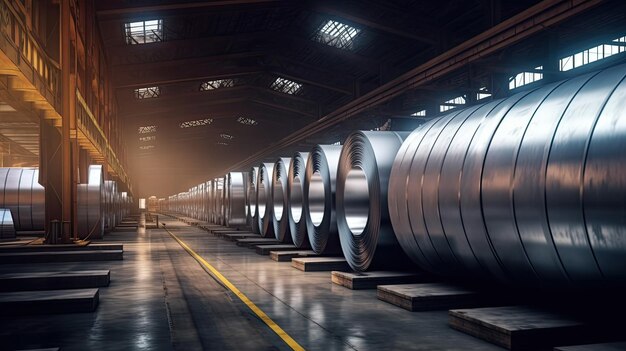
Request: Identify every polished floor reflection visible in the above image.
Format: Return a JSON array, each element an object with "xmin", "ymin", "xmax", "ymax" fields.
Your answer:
[{"xmin": 0, "ymin": 217, "xmax": 503, "ymax": 350}]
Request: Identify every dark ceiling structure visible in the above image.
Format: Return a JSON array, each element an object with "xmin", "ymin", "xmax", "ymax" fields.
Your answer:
[{"xmin": 94, "ymin": 0, "xmax": 626, "ymax": 197}]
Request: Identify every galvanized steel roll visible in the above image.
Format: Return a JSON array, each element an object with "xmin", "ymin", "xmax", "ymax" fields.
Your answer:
[
  {"xmin": 304, "ymin": 145, "xmax": 342, "ymax": 254},
  {"xmin": 288, "ymin": 152, "xmax": 309, "ymax": 248},
  {"xmin": 272, "ymin": 158, "xmax": 292, "ymax": 243},
  {"xmin": 0, "ymin": 167, "xmax": 45, "ymax": 231},
  {"xmin": 0, "ymin": 209, "xmax": 15, "ymax": 239},
  {"xmin": 77, "ymin": 165, "xmax": 105, "ymax": 239},
  {"xmin": 225, "ymin": 172, "xmax": 247, "ymax": 227},
  {"xmin": 389, "ymin": 63, "xmax": 626, "ymax": 286},
  {"xmin": 336, "ymin": 131, "xmax": 410, "ymax": 271},
  {"xmin": 257, "ymin": 162, "xmax": 275, "ymax": 237},
  {"xmin": 247, "ymin": 167, "xmax": 260, "ymax": 233}
]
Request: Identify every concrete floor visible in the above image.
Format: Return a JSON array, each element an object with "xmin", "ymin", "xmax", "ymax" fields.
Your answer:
[{"xmin": 0, "ymin": 217, "xmax": 505, "ymax": 350}]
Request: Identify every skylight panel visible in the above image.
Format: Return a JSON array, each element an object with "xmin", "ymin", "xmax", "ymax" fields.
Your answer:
[
  {"xmin": 199, "ymin": 79, "xmax": 235, "ymax": 91},
  {"xmin": 315, "ymin": 20, "xmax": 361, "ymax": 50},
  {"xmin": 125, "ymin": 19, "xmax": 163, "ymax": 44},
  {"xmin": 411, "ymin": 110, "xmax": 426, "ymax": 117},
  {"xmin": 139, "ymin": 145, "xmax": 155, "ymax": 150},
  {"xmin": 134, "ymin": 86, "xmax": 160, "ymax": 99},
  {"xmin": 139, "ymin": 135, "xmax": 156, "ymax": 142},
  {"xmin": 509, "ymin": 66, "xmax": 543, "ymax": 90},
  {"xmin": 476, "ymin": 87, "xmax": 492, "ymax": 100},
  {"xmin": 271, "ymin": 77, "xmax": 303, "ymax": 95},
  {"xmin": 559, "ymin": 36, "xmax": 626, "ymax": 71},
  {"xmin": 217, "ymin": 141, "xmax": 229, "ymax": 146},
  {"xmin": 138, "ymin": 125, "xmax": 157, "ymax": 134},
  {"xmin": 220, "ymin": 133, "xmax": 234, "ymax": 140},
  {"xmin": 179, "ymin": 118, "xmax": 213, "ymax": 128},
  {"xmin": 440, "ymin": 95, "xmax": 466, "ymax": 113},
  {"xmin": 237, "ymin": 117, "xmax": 258, "ymax": 126}
]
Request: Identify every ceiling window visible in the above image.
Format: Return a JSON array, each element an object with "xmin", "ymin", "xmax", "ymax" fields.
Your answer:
[
  {"xmin": 180, "ymin": 118, "xmax": 213, "ymax": 128},
  {"xmin": 134, "ymin": 86, "xmax": 160, "ymax": 99},
  {"xmin": 440, "ymin": 95, "xmax": 466, "ymax": 113},
  {"xmin": 476, "ymin": 87, "xmax": 492, "ymax": 100},
  {"xmin": 138, "ymin": 125, "xmax": 157, "ymax": 134},
  {"xmin": 315, "ymin": 20, "xmax": 361, "ymax": 50},
  {"xmin": 271, "ymin": 77, "xmax": 303, "ymax": 95},
  {"xmin": 411, "ymin": 110, "xmax": 426, "ymax": 117},
  {"xmin": 237, "ymin": 117, "xmax": 258, "ymax": 126},
  {"xmin": 125, "ymin": 19, "xmax": 163, "ymax": 45},
  {"xmin": 509, "ymin": 66, "xmax": 543, "ymax": 90},
  {"xmin": 220, "ymin": 133, "xmax": 234, "ymax": 140},
  {"xmin": 139, "ymin": 135, "xmax": 156, "ymax": 142},
  {"xmin": 217, "ymin": 141, "xmax": 229, "ymax": 146},
  {"xmin": 560, "ymin": 36, "xmax": 626, "ymax": 71},
  {"xmin": 139, "ymin": 145, "xmax": 155, "ymax": 150},
  {"xmin": 331, "ymin": 141, "xmax": 341, "ymax": 146},
  {"xmin": 199, "ymin": 79, "xmax": 235, "ymax": 91}
]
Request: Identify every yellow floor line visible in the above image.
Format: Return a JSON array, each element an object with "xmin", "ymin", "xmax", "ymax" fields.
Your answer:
[{"xmin": 164, "ymin": 227, "xmax": 305, "ymax": 351}]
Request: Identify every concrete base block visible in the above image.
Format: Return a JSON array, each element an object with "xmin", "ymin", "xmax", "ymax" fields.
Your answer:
[
  {"xmin": 449, "ymin": 306, "xmax": 597, "ymax": 350},
  {"xmin": 0, "ymin": 270, "xmax": 110, "ymax": 292},
  {"xmin": 0, "ymin": 250, "xmax": 123, "ymax": 264},
  {"xmin": 0, "ymin": 288, "xmax": 99, "ymax": 315},
  {"xmin": 270, "ymin": 250, "xmax": 318, "ymax": 262},
  {"xmin": 292, "ymin": 257, "xmax": 349, "ymax": 272},
  {"xmin": 255, "ymin": 244, "xmax": 296, "ymax": 255},
  {"xmin": 223, "ymin": 233, "xmax": 259, "ymax": 241},
  {"xmin": 331, "ymin": 271, "xmax": 427, "ymax": 290},
  {"xmin": 377, "ymin": 283, "xmax": 489, "ymax": 311},
  {"xmin": 235, "ymin": 238, "xmax": 279, "ymax": 247}
]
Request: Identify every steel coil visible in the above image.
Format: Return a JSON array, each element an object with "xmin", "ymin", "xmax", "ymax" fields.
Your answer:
[
  {"xmin": 0, "ymin": 209, "xmax": 15, "ymax": 239},
  {"xmin": 304, "ymin": 145, "xmax": 342, "ymax": 254},
  {"xmin": 389, "ymin": 63, "xmax": 626, "ymax": 286},
  {"xmin": 247, "ymin": 167, "xmax": 260, "ymax": 233},
  {"xmin": 257, "ymin": 162, "xmax": 275, "ymax": 237},
  {"xmin": 336, "ymin": 131, "xmax": 410, "ymax": 271},
  {"xmin": 77, "ymin": 165, "xmax": 105, "ymax": 239},
  {"xmin": 225, "ymin": 172, "xmax": 247, "ymax": 227},
  {"xmin": 0, "ymin": 167, "xmax": 45, "ymax": 231},
  {"xmin": 272, "ymin": 157, "xmax": 292, "ymax": 242},
  {"xmin": 288, "ymin": 152, "xmax": 310, "ymax": 248}
]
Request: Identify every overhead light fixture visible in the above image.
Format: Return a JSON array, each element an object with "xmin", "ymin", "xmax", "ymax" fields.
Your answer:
[
  {"xmin": 134, "ymin": 86, "xmax": 160, "ymax": 99},
  {"xmin": 138, "ymin": 125, "xmax": 157, "ymax": 134},
  {"xmin": 180, "ymin": 118, "xmax": 213, "ymax": 128},
  {"xmin": 220, "ymin": 133, "xmax": 234, "ymax": 140},
  {"xmin": 236, "ymin": 117, "xmax": 258, "ymax": 126},
  {"xmin": 315, "ymin": 20, "xmax": 361, "ymax": 50},
  {"xmin": 199, "ymin": 79, "xmax": 235, "ymax": 91}
]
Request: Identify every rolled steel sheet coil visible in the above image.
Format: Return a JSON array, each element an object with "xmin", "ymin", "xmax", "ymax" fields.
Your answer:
[
  {"xmin": 288, "ymin": 152, "xmax": 310, "ymax": 248},
  {"xmin": 272, "ymin": 158, "xmax": 292, "ymax": 243},
  {"xmin": 257, "ymin": 163, "xmax": 275, "ymax": 237},
  {"xmin": 304, "ymin": 145, "xmax": 342, "ymax": 254},
  {"xmin": 0, "ymin": 209, "xmax": 15, "ymax": 239},
  {"xmin": 225, "ymin": 172, "xmax": 247, "ymax": 227},
  {"xmin": 248, "ymin": 167, "xmax": 260, "ymax": 233},
  {"xmin": 337, "ymin": 131, "xmax": 410, "ymax": 271},
  {"xmin": 104, "ymin": 180, "xmax": 116, "ymax": 230},
  {"xmin": 0, "ymin": 168, "xmax": 45, "ymax": 231},
  {"xmin": 389, "ymin": 63, "xmax": 626, "ymax": 286},
  {"xmin": 77, "ymin": 165, "xmax": 105, "ymax": 239}
]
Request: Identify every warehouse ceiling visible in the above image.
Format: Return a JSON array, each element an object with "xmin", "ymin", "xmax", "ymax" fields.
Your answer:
[{"xmin": 95, "ymin": 0, "xmax": 620, "ymax": 197}]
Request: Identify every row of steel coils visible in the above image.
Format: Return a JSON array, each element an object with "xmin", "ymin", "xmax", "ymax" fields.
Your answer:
[
  {"xmin": 0, "ymin": 165, "xmax": 133, "ymax": 239},
  {"xmin": 164, "ymin": 63, "xmax": 626, "ymax": 287}
]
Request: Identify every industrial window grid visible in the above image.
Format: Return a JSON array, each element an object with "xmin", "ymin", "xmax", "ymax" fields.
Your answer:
[
  {"xmin": 315, "ymin": 20, "xmax": 361, "ymax": 50},
  {"xmin": 134, "ymin": 86, "xmax": 160, "ymax": 99},
  {"xmin": 411, "ymin": 110, "xmax": 426, "ymax": 117},
  {"xmin": 237, "ymin": 117, "xmax": 258, "ymax": 126},
  {"xmin": 199, "ymin": 79, "xmax": 235, "ymax": 91},
  {"xmin": 220, "ymin": 133, "xmax": 234, "ymax": 140},
  {"xmin": 180, "ymin": 118, "xmax": 213, "ymax": 128},
  {"xmin": 560, "ymin": 36, "xmax": 626, "ymax": 71},
  {"xmin": 440, "ymin": 95, "xmax": 466, "ymax": 112},
  {"xmin": 125, "ymin": 20, "xmax": 163, "ymax": 45},
  {"xmin": 139, "ymin": 135, "xmax": 156, "ymax": 142},
  {"xmin": 509, "ymin": 66, "xmax": 543, "ymax": 90},
  {"xmin": 270, "ymin": 77, "xmax": 303, "ymax": 95},
  {"xmin": 477, "ymin": 87, "xmax": 492, "ymax": 100},
  {"xmin": 138, "ymin": 125, "xmax": 157, "ymax": 134}
]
